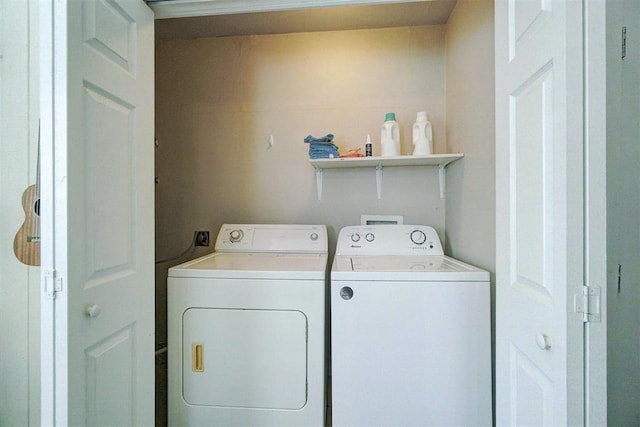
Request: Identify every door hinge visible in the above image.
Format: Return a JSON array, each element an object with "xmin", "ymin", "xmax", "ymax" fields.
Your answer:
[
  {"xmin": 44, "ymin": 269, "xmax": 63, "ymax": 299},
  {"xmin": 574, "ymin": 285, "xmax": 601, "ymax": 323},
  {"xmin": 622, "ymin": 26, "xmax": 627, "ymax": 59}
]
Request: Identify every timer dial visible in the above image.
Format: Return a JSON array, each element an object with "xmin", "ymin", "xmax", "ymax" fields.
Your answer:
[
  {"xmin": 410, "ymin": 230, "xmax": 427, "ymax": 245},
  {"xmin": 229, "ymin": 229, "xmax": 244, "ymax": 242}
]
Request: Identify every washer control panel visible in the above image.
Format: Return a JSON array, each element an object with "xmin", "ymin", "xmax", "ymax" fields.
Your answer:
[
  {"xmin": 215, "ymin": 224, "xmax": 328, "ymax": 253},
  {"xmin": 336, "ymin": 225, "xmax": 444, "ymax": 256}
]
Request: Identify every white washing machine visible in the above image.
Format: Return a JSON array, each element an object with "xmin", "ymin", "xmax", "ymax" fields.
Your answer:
[
  {"xmin": 168, "ymin": 224, "xmax": 328, "ymax": 426},
  {"xmin": 331, "ymin": 225, "xmax": 492, "ymax": 426}
]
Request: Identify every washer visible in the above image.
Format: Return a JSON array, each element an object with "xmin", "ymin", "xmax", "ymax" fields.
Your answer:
[
  {"xmin": 330, "ymin": 225, "xmax": 492, "ymax": 426},
  {"xmin": 168, "ymin": 224, "xmax": 328, "ymax": 426}
]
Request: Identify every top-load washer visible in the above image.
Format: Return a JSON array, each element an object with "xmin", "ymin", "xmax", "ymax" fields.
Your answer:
[
  {"xmin": 168, "ymin": 224, "xmax": 328, "ymax": 426},
  {"xmin": 330, "ymin": 225, "xmax": 492, "ymax": 426}
]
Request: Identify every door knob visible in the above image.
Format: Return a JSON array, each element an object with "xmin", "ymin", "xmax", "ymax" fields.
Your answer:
[
  {"xmin": 536, "ymin": 333, "xmax": 551, "ymax": 350},
  {"xmin": 85, "ymin": 304, "xmax": 102, "ymax": 318}
]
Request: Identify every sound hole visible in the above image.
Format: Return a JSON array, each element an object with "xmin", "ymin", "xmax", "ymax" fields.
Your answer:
[{"xmin": 34, "ymin": 199, "xmax": 40, "ymax": 217}]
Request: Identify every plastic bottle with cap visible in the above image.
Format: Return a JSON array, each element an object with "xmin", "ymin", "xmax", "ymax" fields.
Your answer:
[
  {"xmin": 365, "ymin": 134, "xmax": 373, "ymax": 156},
  {"xmin": 380, "ymin": 112, "xmax": 400, "ymax": 157},
  {"xmin": 412, "ymin": 111, "xmax": 433, "ymax": 156}
]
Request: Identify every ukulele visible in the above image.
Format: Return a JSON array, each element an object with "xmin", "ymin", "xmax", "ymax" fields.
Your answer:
[{"xmin": 13, "ymin": 126, "xmax": 41, "ymax": 266}]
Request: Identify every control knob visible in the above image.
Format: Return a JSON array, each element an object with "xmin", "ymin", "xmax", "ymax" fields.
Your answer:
[
  {"xmin": 410, "ymin": 229, "xmax": 427, "ymax": 245},
  {"xmin": 365, "ymin": 233, "xmax": 375, "ymax": 242},
  {"xmin": 350, "ymin": 233, "xmax": 361, "ymax": 243},
  {"xmin": 229, "ymin": 229, "xmax": 244, "ymax": 242}
]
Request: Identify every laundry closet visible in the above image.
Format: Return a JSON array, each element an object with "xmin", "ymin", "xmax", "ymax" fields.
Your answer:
[
  {"xmin": 5, "ymin": 0, "xmax": 638, "ymax": 425},
  {"xmin": 152, "ymin": 0, "xmax": 495, "ymax": 423}
]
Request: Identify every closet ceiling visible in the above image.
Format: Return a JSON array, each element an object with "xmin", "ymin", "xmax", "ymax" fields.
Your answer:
[{"xmin": 155, "ymin": 1, "xmax": 457, "ymax": 40}]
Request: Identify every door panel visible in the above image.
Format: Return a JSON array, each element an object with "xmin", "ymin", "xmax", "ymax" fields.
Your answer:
[
  {"xmin": 495, "ymin": 0, "xmax": 584, "ymax": 424},
  {"xmin": 85, "ymin": 325, "xmax": 135, "ymax": 426},
  {"xmin": 510, "ymin": 345, "xmax": 554, "ymax": 425},
  {"xmin": 513, "ymin": 65, "xmax": 554, "ymax": 297},
  {"xmin": 41, "ymin": 0, "xmax": 155, "ymax": 425},
  {"xmin": 84, "ymin": 83, "xmax": 136, "ymax": 281},
  {"xmin": 83, "ymin": 0, "xmax": 137, "ymax": 72}
]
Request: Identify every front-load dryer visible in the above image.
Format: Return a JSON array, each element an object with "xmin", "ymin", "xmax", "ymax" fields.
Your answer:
[
  {"xmin": 168, "ymin": 224, "xmax": 328, "ymax": 426},
  {"xmin": 330, "ymin": 225, "xmax": 492, "ymax": 426}
]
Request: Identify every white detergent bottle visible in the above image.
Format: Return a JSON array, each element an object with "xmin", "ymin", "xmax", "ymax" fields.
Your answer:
[
  {"xmin": 380, "ymin": 112, "xmax": 400, "ymax": 156},
  {"xmin": 412, "ymin": 111, "xmax": 433, "ymax": 156}
]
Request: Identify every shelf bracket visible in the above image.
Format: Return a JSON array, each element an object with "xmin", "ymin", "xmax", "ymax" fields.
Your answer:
[
  {"xmin": 315, "ymin": 167, "xmax": 323, "ymax": 200},
  {"xmin": 438, "ymin": 164, "xmax": 446, "ymax": 199},
  {"xmin": 375, "ymin": 164, "xmax": 383, "ymax": 199}
]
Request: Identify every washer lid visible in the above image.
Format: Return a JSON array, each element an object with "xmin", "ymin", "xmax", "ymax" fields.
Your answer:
[
  {"xmin": 169, "ymin": 252, "xmax": 328, "ymax": 279},
  {"xmin": 331, "ymin": 255, "xmax": 489, "ymax": 282}
]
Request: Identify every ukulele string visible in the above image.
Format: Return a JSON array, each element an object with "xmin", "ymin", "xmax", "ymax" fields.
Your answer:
[{"xmin": 33, "ymin": 120, "xmax": 40, "ymax": 240}]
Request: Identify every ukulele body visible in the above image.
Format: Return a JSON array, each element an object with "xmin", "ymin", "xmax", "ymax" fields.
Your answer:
[{"xmin": 14, "ymin": 184, "xmax": 41, "ymax": 266}]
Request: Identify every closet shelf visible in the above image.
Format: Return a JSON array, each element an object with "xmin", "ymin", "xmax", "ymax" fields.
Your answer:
[{"xmin": 309, "ymin": 153, "xmax": 464, "ymax": 200}]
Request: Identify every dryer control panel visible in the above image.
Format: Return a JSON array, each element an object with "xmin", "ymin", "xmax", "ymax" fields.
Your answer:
[
  {"xmin": 216, "ymin": 224, "xmax": 328, "ymax": 253},
  {"xmin": 336, "ymin": 225, "xmax": 444, "ymax": 256}
]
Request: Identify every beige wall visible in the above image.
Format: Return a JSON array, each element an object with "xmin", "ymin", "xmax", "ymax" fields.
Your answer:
[
  {"xmin": 444, "ymin": 0, "xmax": 495, "ymax": 274},
  {"xmin": 155, "ymin": 25, "xmax": 449, "ymax": 252},
  {"xmin": 154, "ymin": 24, "xmax": 453, "ymax": 337},
  {"xmin": 444, "ymin": 0, "xmax": 495, "ymax": 415},
  {"xmin": 0, "ymin": 0, "xmax": 40, "ymax": 425}
]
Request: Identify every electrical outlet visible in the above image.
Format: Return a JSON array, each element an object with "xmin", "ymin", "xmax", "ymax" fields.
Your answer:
[{"xmin": 195, "ymin": 231, "xmax": 210, "ymax": 246}]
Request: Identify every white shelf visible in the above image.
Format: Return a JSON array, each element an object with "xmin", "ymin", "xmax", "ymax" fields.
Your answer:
[{"xmin": 309, "ymin": 154, "xmax": 464, "ymax": 200}]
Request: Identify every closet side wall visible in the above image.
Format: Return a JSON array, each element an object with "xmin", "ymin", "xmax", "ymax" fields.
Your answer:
[
  {"xmin": 444, "ymin": 0, "xmax": 495, "ymax": 416},
  {"xmin": 443, "ymin": 0, "xmax": 495, "ymax": 273}
]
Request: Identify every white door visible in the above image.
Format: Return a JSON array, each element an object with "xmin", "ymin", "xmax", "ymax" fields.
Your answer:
[
  {"xmin": 40, "ymin": 0, "xmax": 155, "ymax": 425},
  {"xmin": 495, "ymin": 0, "xmax": 586, "ymax": 425}
]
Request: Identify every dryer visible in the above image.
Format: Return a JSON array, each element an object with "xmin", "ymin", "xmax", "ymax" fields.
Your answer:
[
  {"xmin": 330, "ymin": 225, "xmax": 492, "ymax": 426},
  {"xmin": 168, "ymin": 224, "xmax": 328, "ymax": 426}
]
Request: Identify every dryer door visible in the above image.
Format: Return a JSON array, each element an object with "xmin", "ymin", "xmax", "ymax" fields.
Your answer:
[{"xmin": 183, "ymin": 308, "xmax": 308, "ymax": 409}]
